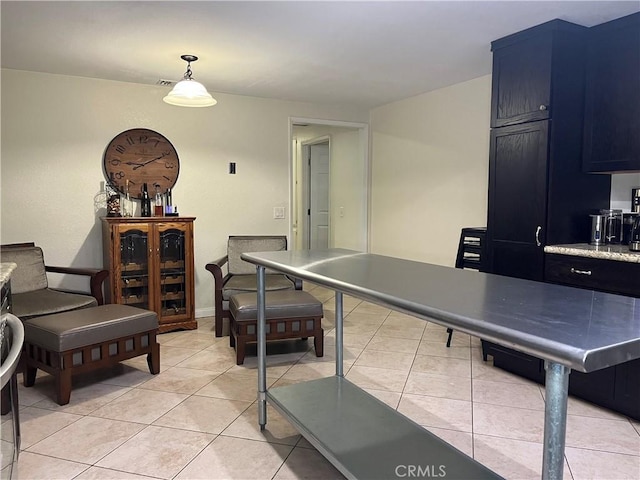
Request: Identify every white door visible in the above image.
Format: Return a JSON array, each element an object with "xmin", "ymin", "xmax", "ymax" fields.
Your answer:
[{"xmin": 309, "ymin": 142, "xmax": 330, "ymax": 249}]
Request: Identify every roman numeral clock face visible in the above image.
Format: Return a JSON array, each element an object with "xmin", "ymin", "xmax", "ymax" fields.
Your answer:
[{"xmin": 103, "ymin": 128, "xmax": 180, "ymax": 199}]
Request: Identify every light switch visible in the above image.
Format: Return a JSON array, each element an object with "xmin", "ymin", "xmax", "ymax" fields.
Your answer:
[{"xmin": 273, "ymin": 207, "xmax": 285, "ymax": 219}]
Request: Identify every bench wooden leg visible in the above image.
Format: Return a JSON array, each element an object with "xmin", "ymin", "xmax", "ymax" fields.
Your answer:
[
  {"xmin": 24, "ymin": 366, "xmax": 37, "ymax": 387},
  {"xmin": 55, "ymin": 369, "xmax": 72, "ymax": 406},
  {"xmin": 147, "ymin": 342, "xmax": 160, "ymax": 374},
  {"xmin": 314, "ymin": 328, "xmax": 324, "ymax": 357},
  {"xmin": 236, "ymin": 337, "xmax": 246, "ymax": 365}
]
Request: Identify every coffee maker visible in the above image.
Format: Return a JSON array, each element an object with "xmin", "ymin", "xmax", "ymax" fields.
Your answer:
[
  {"xmin": 622, "ymin": 213, "xmax": 639, "ymax": 245},
  {"xmin": 600, "ymin": 209, "xmax": 623, "ymax": 244},
  {"xmin": 629, "ymin": 215, "xmax": 640, "ymax": 252},
  {"xmin": 632, "ymin": 188, "xmax": 640, "ymax": 214}
]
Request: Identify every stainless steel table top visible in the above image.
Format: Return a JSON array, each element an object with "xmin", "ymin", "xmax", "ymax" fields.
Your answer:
[{"xmin": 242, "ymin": 249, "xmax": 640, "ymax": 373}]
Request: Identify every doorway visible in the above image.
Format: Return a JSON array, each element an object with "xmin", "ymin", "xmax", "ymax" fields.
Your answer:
[
  {"xmin": 303, "ymin": 138, "xmax": 330, "ymax": 249},
  {"xmin": 290, "ymin": 117, "xmax": 370, "ymax": 252}
]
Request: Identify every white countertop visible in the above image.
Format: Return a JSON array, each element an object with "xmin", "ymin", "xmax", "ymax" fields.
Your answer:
[
  {"xmin": 544, "ymin": 244, "xmax": 640, "ymax": 263},
  {"xmin": 0, "ymin": 263, "xmax": 17, "ymax": 287}
]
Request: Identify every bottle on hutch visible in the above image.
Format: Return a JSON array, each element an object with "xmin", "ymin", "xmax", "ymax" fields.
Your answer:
[
  {"xmin": 154, "ymin": 184, "xmax": 163, "ymax": 217},
  {"xmin": 141, "ymin": 183, "xmax": 152, "ymax": 217},
  {"xmin": 165, "ymin": 188, "xmax": 176, "ymax": 216},
  {"xmin": 121, "ymin": 179, "xmax": 133, "ymax": 217}
]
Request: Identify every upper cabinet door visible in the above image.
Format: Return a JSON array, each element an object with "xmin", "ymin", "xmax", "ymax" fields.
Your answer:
[
  {"xmin": 490, "ymin": 20, "xmax": 587, "ymax": 129},
  {"xmin": 490, "ymin": 34, "xmax": 553, "ymax": 128},
  {"xmin": 583, "ymin": 12, "xmax": 640, "ymax": 173}
]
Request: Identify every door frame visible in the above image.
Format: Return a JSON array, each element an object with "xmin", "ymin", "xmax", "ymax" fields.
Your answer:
[{"xmin": 289, "ymin": 117, "xmax": 370, "ymax": 252}]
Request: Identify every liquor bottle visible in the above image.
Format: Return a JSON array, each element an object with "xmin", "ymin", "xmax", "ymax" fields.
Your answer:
[
  {"xmin": 154, "ymin": 185, "xmax": 163, "ymax": 216},
  {"xmin": 121, "ymin": 179, "xmax": 133, "ymax": 217},
  {"xmin": 165, "ymin": 188, "xmax": 174, "ymax": 215},
  {"xmin": 141, "ymin": 183, "xmax": 152, "ymax": 217}
]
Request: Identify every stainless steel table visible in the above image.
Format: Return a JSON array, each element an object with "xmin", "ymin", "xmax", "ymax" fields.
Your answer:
[{"xmin": 242, "ymin": 249, "xmax": 640, "ymax": 480}]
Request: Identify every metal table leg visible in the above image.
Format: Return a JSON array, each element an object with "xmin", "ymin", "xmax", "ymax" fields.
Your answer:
[
  {"xmin": 257, "ymin": 266, "xmax": 267, "ymax": 430},
  {"xmin": 542, "ymin": 361, "xmax": 570, "ymax": 480},
  {"xmin": 10, "ymin": 372, "xmax": 20, "ymax": 462},
  {"xmin": 334, "ymin": 292, "xmax": 343, "ymax": 377}
]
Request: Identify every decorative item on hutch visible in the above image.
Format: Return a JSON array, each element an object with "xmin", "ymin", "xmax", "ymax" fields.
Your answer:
[{"xmin": 105, "ymin": 174, "xmax": 121, "ymax": 217}]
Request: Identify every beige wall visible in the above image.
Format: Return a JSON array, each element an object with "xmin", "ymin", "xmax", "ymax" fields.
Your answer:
[
  {"xmin": 370, "ymin": 75, "xmax": 492, "ymax": 266},
  {"xmin": 329, "ymin": 129, "xmax": 368, "ymax": 250},
  {"xmin": 611, "ymin": 172, "xmax": 640, "ymax": 211},
  {"xmin": 0, "ymin": 69, "xmax": 368, "ymax": 317}
]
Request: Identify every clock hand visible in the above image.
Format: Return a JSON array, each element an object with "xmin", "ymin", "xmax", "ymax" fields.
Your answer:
[
  {"xmin": 125, "ymin": 161, "xmax": 145, "ymax": 168},
  {"xmin": 132, "ymin": 152, "xmax": 170, "ymax": 170}
]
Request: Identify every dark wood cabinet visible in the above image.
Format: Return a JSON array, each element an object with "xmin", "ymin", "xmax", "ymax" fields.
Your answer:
[
  {"xmin": 486, "ymin": 20, "xmax": 611, "ymax": 281},
  {"xmin": 583, "ymin": 12, "xmax": 640, "ymax": 173},
  {"xmin": 482, "ymin": 17, "xmax": 638, "ymax": 419},
  {"xmin": 102, "ymin": 217, "xmax": 197, "ymax": 333},
  {"xmin": 545, "ymin": 253, "xmax": 640, "ymax": 297},
  {"xmin": 614, "ymin": 359, "xmax": 640, "ymax": 419}
]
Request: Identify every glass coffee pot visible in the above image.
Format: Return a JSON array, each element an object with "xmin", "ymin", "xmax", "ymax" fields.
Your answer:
[{"xmin": 600, "ymin": 209, "xmax": 623, "ymax": 244}]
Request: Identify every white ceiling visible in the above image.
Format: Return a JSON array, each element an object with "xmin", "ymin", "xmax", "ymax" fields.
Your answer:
[{"xmin": 2, "ymin": 1, "xmax": 638, "ymax": 109}]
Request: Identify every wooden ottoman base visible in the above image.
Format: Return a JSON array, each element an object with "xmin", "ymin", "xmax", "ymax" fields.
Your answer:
[
  {"xmin": 22, "ymin": 305, "xmax": 159, "ymax": 405},
  {"xmin": 229, "ymin": 291, "xmax": 324, "ymax": 365}
]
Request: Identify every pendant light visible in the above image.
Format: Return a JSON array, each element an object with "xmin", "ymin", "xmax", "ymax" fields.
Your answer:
[{"xmin": 163, "ymin": 55, "xmax": 217, "ymax": 107}]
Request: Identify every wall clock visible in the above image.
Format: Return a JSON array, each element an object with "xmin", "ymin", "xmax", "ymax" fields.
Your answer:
[{"xmin": 103, "ymin": 128, "xmax": 180, "ymax": 199}]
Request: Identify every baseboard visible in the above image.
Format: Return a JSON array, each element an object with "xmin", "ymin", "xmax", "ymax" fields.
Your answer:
[{"xmin": 195, "ymin": 307, "xmax": 215, "ymax": 319}]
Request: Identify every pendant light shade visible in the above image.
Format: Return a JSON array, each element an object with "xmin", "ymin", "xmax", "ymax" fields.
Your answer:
[{"xmin": 163, "ymin": 55, "xmax": 217, "ymax": 107}]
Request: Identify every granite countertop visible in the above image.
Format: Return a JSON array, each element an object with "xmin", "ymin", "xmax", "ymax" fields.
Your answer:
[
  {"xmin": 0, "ymin": 263, "xmax": 17, "ymax": 287},
  {"xmin": 544, "ymin": 244, "xmax": 640, "ymax": 263}
]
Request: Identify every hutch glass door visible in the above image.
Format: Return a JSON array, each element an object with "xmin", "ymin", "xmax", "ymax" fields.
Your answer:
[
  {"xmin": 159, "ymin": 227, "xmax": 187, "ymax": 319},
  {"xmin": 118, "ymin": 227, "xmax": 151, "ymax": 310}
]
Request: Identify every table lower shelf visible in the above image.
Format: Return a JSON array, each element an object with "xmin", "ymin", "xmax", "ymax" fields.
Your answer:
[{"xmin": 266, "ymin": 376, "xmax": 502, "ymax": 480}]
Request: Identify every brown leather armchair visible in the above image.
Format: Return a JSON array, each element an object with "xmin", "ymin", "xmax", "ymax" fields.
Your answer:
[
  {"xmin": 0, "ymin": 242, "xmax": 109, "ymax": 320},
  {"xmin": 206, "ymin": 235, "xmax": 301, "ymax": 337}
]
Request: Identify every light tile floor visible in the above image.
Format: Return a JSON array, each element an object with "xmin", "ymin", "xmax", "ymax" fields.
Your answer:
[{"xmin": 1, "ymin": 283, "xmax": 639, "ymax": 479}]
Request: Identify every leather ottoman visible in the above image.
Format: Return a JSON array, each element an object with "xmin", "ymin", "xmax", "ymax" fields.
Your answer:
[
  {"xmin": 23, "ymin": 304, "xmax": 159, "ymax": 405},
  {"xmin": 229, "ymin": 290, "xmax": 323, "ymax": 365}
]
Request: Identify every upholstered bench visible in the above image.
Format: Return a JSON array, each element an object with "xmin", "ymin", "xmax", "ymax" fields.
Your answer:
[
  {"xmin": 23, "ymin": 304, "xmax": 160, "ymax": 405},
  {"xmin": 229, "ymin": 290, "xmax": 323, "ymax": 365}
]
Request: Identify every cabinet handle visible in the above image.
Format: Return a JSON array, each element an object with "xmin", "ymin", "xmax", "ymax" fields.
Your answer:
[
  {"xmin": 535, "ymin": 226, "xmax": 542, "ymax": 247},
  {"xmin": 539, "ymin": 105, "xmax": 547, "ymax": 111},
  {"xmin": 570, "ymin": 268, "xmax": 592, "ymax": 276}
]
